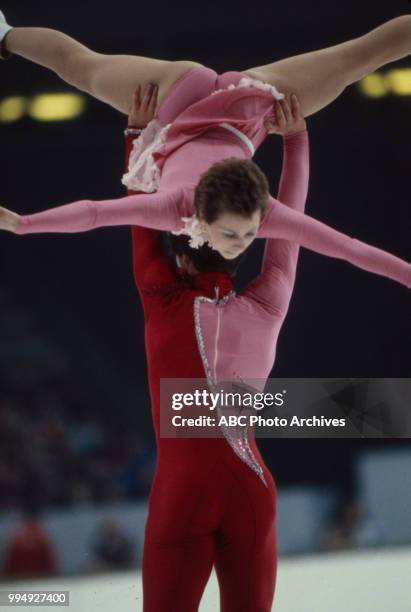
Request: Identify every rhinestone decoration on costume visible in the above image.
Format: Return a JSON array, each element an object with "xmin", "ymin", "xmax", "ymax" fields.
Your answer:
[{"xmin": 194, "ymin": 291, "xmax": 268, "ymax": 487}]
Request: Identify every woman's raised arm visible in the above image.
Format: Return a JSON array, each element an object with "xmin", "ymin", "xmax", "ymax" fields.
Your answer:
[
  {"xmin": 259, "ymin": 197, "xmax": 411, "ymax": 289},
  {"xmin": 0, "ymin": 187, "xmax": 186, "ymax": 236}
]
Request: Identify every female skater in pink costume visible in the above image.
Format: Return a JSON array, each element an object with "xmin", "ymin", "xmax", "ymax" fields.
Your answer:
[{"xmin": 0, "ymin": 9, "xmax": 410, "ymax": 269}]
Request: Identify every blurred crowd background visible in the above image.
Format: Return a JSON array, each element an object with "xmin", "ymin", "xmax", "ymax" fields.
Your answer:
[{"xmin": 0, "ymin": 0, "xmax": 410, "ymax": 580}]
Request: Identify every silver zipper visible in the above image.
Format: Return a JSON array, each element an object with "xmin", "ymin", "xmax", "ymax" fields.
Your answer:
[
  {"xmin": 213, "ymin": 286, "xmax": 221, "ymax": 381},
  {"xmin": 193, "ymin": 289, "xmax": 268, "ymax": 487}
]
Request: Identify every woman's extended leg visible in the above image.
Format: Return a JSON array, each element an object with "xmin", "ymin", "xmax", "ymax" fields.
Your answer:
[
  {"xmin": 3, "ymin": 27, "xmax": 202, "ymax": 114},
  {"xmin": 243, "ymin": 15, "xmax": 411, "ymax": 117}
]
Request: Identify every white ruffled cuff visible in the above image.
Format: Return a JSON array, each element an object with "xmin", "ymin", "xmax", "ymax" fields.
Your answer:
[{"xmin": 171, "ymin": 215, "xmax": 209, "ymax": 249}]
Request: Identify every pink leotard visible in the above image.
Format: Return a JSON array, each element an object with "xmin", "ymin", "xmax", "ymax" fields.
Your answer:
[
  {"xmin": 198, "ymin": 132, "xmax": 310, "ymax": 388},
  {"xmin": 14, "ymin": 66, "xmax": 411, "ymax": 289}
]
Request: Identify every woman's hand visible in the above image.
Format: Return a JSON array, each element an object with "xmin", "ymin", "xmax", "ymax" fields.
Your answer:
[
  {"xmin": 128, "ymin": 83, "xmax": 159, "ymax": 128},
  {"xmin": 0, "ymin": 206, "xmax": 20, "ymax": 233},
  {"xmin": 264, "ymin": 94, "xmax": 306, "ymax": 136}
]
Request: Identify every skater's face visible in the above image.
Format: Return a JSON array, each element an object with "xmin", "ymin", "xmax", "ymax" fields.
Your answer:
[{"xmin": 200, "ymin": 210, "xmax": 261, "ymax": 259}]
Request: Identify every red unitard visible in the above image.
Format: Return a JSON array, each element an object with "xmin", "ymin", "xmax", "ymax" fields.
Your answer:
[{"xmin": 126, "ymin": 129, "xmax": 308, "ymax": 611}]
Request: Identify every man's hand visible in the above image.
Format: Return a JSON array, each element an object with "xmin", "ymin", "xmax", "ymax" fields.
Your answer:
[
  {"xmin": 264, "ymin": 94, "xmax": 306, "ymax": 136},
  {"xmin": 128, "ymin": 83, "xmax": 159, "ymax": 129},
  {"xmin": 0, "ymin": 206, "xmax": 20, "ymax": 233}
]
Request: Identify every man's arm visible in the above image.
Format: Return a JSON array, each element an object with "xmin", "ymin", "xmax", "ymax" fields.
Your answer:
[
  {"xmin": 242, "ymin": 96, "xmax": 309, "ymax": 316},
  {"xmin": 253, "ymin": 92, "xmax": 410, "ymax": 291},
  {"xmin": 128, "ymin": 139, "xmax": 178, "ymax": 292},
  {"xmin": 126, "ymin": 85, "xmax": 179, "ymax": 293}
]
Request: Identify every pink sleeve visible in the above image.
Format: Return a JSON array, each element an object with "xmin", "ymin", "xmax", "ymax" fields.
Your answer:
[
  {"xmin": 15, "ymin": 187, "xmax": 186, "ymax": 235},
  {"xmin": 242, "ymin": 130, "xmax": 309, "ymax": 314},
  {"xmin": 258, "ymin": 196, "xmax": 411, "ymax": 289}
]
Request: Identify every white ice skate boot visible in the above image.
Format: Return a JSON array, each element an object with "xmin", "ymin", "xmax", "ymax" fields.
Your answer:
[{"xmin": 0, "ymin": 10, "xmax": 13, "ymax": 59}]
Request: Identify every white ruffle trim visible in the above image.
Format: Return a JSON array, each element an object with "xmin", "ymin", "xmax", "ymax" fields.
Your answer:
[
  {"xmin": 171, "ymin": 215, "xmax": 209, "ymax": 249},
  {"xmin": 121, "ymin": 119, "xmax": 171, "ymax": 193},
  {"xmin": 212, "ymin": 76, "xmax": 284, "ymax": 101},
  {"xmin": 121, "ymin": 77, "xmax": 282, "ymax": 193}
]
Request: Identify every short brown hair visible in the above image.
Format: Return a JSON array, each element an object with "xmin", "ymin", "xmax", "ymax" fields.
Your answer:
[
  {"xmin": 194, "ymin": 158, "xmax": 269, "ymax": 224},
  {"xmin": 168, "ymin": 234, "xmax": 244, "ymax": 276}
]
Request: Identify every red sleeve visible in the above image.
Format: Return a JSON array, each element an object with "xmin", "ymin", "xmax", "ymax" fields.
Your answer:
[{"xmin": 125, "ymin": 134, "xmax": 178, "ymax": 293}]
